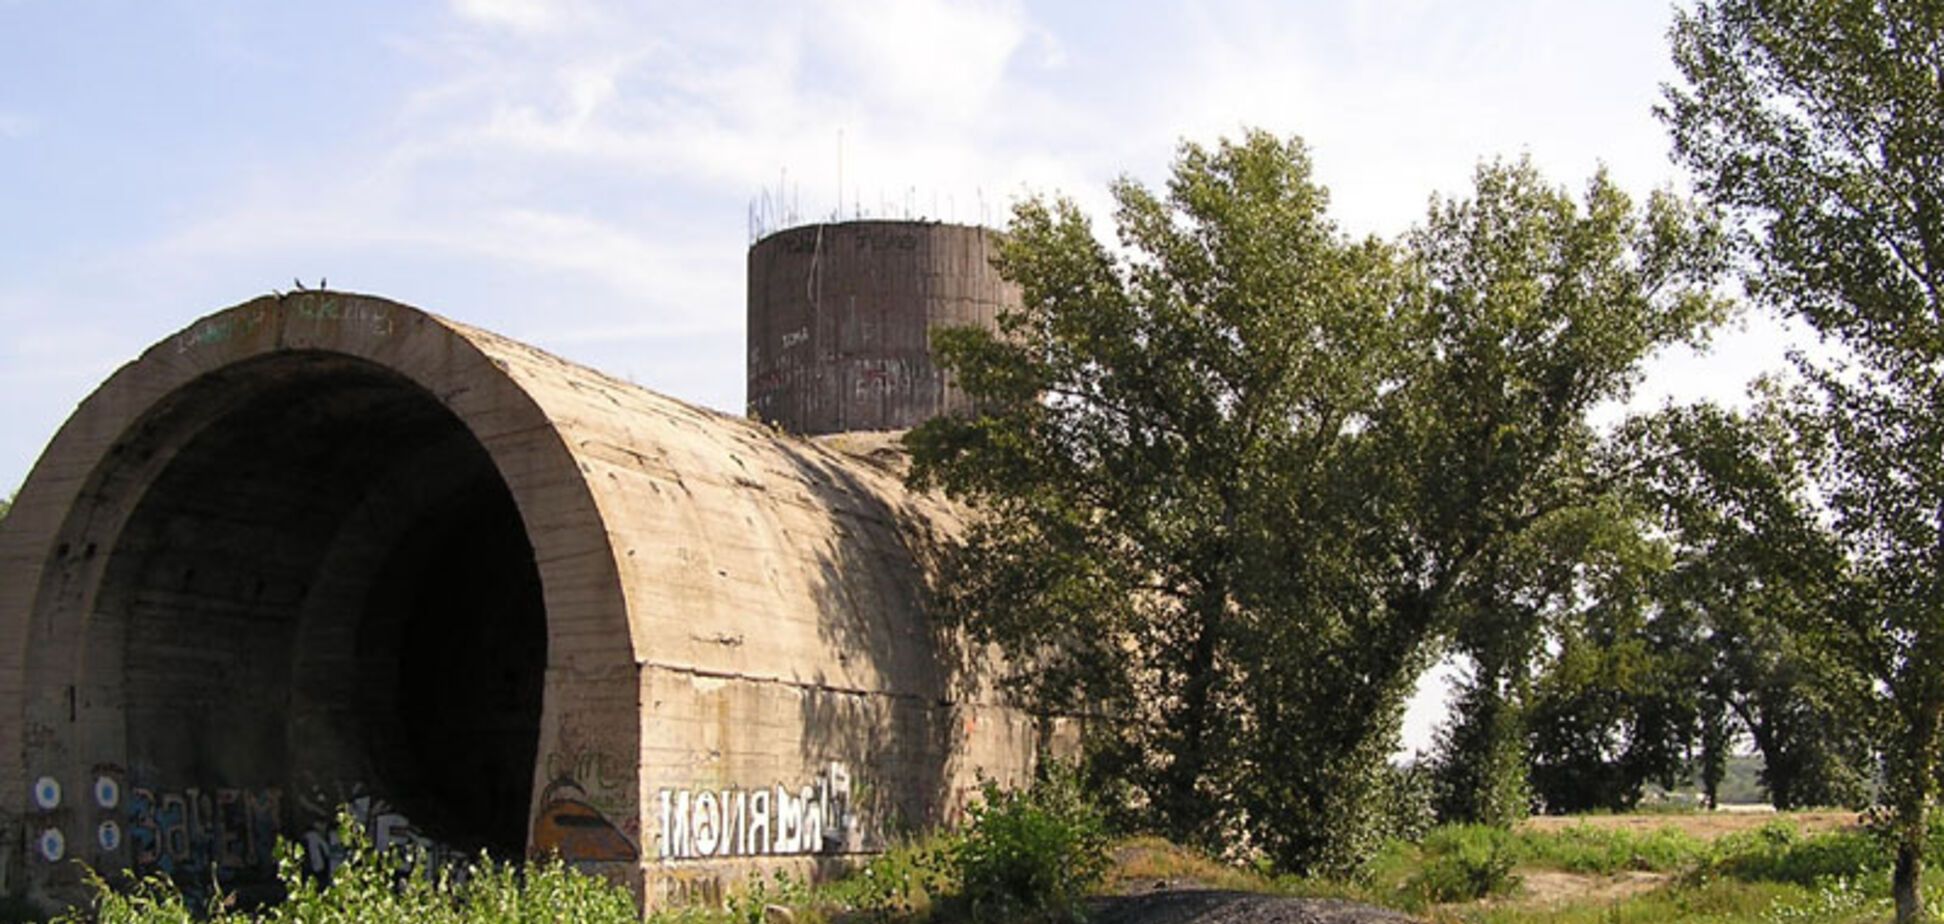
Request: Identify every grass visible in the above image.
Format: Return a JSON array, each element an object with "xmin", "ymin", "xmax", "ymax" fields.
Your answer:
[
  {"xmin": 672, "ymin": 813, "xmax": 1931, "ymax": 923},
  {"xmin": 1510, "ymin": 822, "xmax": 1712, "ymax": 874},
  {"xmin": 1085, "ymin": 814, "xmax": 1928, "ymax": 924},
  {"xmin": 32, "ymin": 806, "xmax": 1940, "ymax": 924},
  {"xmin": 1386, "ymin": 815, "xmax": 1943, "ymax": 923},
  {"xmin": 1437, "ymin": 878, "xmax": 1837, "ymax": 924},
  {"xmin": 54, "ymin": 827, "xmax": 643, "ymax": 924}
]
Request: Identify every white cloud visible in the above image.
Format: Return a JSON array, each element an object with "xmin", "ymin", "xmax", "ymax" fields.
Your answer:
[
  {"xmin": 448, "ymin": 0, "xmax": 570, "ymax": 32},
  {"xmin": 809, "ymin": 0, "xmax": 1027, "ymax": 115}
]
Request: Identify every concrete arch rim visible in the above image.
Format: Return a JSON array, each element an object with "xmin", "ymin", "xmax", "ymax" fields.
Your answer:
[{"xmin": 0, "ymin": 292, "xmax": 637, "ymax": 889}]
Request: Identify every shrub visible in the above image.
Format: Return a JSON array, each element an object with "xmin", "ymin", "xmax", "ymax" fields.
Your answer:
[
  {"xmin": 1705, "ymin": 822, "xmax": 1883, "ymax": 887},
  {"xmin": 1402, "ymin": 825, "xmax": 1520, "ymax": 905},
  {"xmin": 950, "ymin": 763, "xmax": 1109, "ymax": 923},
  {"xmin": 817, "ymin": 840, "xmax": 958, "ymax": 922}
]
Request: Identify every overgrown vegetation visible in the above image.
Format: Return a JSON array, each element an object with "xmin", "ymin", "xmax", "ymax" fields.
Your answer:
[
  {"xmin": 897, "ymin": 0, "xmax": 1944, "ymax": 905},
  {"xmin": 1306, "ymin": 817, "xmax": 1944, "ymax": 921},
  {"xmin": 949, "ymin": 768, "xmax": 1110, "ymax": 922},
  {"xmin": 56, "ymin": 810, "xmax": 640, "ymax": 924},
  {"xmin": 40, "ymin": 787, "xmax": 1943, "ymax": 924},
  {"xmin": 908, "ymin": 131, "xmax": 1726, "ymax": 876},
  {"xmin": 51, "ymin": 771, "xmax": 1112, "ymax": 924}
]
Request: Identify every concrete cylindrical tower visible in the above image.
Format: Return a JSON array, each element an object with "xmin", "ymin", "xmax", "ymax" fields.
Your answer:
[{"xmin": 746, "ymin": 220, "xmax": 1017, "ymax": 434}]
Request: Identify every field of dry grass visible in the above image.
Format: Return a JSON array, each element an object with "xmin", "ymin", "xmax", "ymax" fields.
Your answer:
[{"xmin": 1518, "ymin": 809, "xmax": 1862, "ymax": 841}]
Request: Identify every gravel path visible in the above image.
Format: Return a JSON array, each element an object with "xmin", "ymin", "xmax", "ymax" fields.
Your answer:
[{"xmin": 1087, "ymin": 889, "xmax": 1419, "ymax": 924}]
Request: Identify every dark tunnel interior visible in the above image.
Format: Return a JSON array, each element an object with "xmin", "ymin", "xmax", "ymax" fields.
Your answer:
[{"xmin": 90, "ymin": 352, "xmax": 546, "ymax": 865}]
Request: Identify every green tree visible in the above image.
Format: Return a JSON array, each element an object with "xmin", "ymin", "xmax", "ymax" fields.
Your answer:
[
  {"xmin": 1516, "ymin": 501, "xmax": 1701, "ymax": 815},
  {"xmin": 1408, "ymin": 156, "xmax": 1727, "ymax": 827},
  {"xmin": 913, "ymin": 132, "xmax": 1415, "ymax": 864},
  {"xmin": 910, "ymin": 134, "xmax": 1724, "ymax": 873},
  {"xmin": 1623, "ymin": 400, "xmax": 1873, "ymax": 811},
  {"xmin": 1664, "ymin": 2, "xmax": 1944, "ymax": 917}
]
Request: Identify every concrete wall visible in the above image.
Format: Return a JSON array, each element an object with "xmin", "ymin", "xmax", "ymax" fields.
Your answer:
[
  {"xmin": 0, "ymin": 293, "xmax": 1052, "ymax": 912},
  {"xmin": 746, "ymin": 221, "xmax": 1018, "ymax": 435}
]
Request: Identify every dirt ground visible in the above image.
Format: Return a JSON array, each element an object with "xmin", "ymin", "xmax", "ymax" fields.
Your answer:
[
  {"xmin": 1518, "ymin": 809, "xmax": 1864, "ymax": 840},
  {"xmin": 1508, "ymin": 870, "xmax": 1672, "ymax": 908}
]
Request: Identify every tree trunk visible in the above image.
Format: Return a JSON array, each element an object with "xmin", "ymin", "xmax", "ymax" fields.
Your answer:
[
  {"xmin": 1167, "ymin": 588, "xmax": 1223, "ymax": 839},
  {"xmin": 1896, "ymin": 836, "xmax": 1925, "ymax": 924},
  {"xmin": 1890, "ymin": 695, "xmax": 1943, "ymax": 923}
]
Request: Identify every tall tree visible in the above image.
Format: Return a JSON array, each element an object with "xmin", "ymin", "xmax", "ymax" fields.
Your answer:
[
  {"xmin": 912, "ymin": 132, "xmax": 1416, "ymax": 864},
  {"xmin": 1516, "ymin": 499, "xmax": 1702, "ymax": 815},
  {"xmin": 910, "ymin": 135, "xmax": 1724, "ymax": 872},
  {"xmin": 1624, "ymin": 400, "xmax": 1874, "ymax": 811},
  {"xmin": 1664, "ymin": 2, "xmax": 1944, "ymax": 917},
  {"xmin": 1407, "ymin": 159, "xmax": 1727, "ymax": 827}
]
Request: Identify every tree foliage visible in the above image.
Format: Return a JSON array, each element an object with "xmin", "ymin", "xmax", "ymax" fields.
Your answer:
[
  {"xmin": 1514, "ymin": 499, "xmax": 1699, "ymax": 815},
  {"xmin": 910, "ymin": 132, "xmax": 1724, "ymax": 873},
  {"xmin": 1622, "ymin": 398, "xmax": 1874, "ymax": 811},
  {"xmin": 1664, "ymin": 1, "xmax": 1944, "ymax": 918},
  {"xmin": 913, "ymin": 132, "xmax": 1414, "ymax": 870},
  {"xmin": 1410, "ymin": 158, "xmax": 1729, "ymax": 825}
]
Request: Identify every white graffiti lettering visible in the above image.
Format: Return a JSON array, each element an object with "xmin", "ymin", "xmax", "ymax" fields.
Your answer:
[{"xmin": 656, "ymin": 763, "xmax": 853, "ymax": 860}]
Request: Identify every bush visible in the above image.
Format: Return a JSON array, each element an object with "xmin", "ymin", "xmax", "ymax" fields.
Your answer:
[
  {"xmin": 1704, "ymin": 822, "xmax": 1884, "ymax": 887},
  {"xmin": 816, "ymin": 841, "xmax": 958, "ymax": 922},
  {"xmin": 1402, "ymin": 825, "xmax": 1520, "ymax": 905},
  {"xmin": 950, "ymin": 763, "xmax": 1109, "ymax": 923}
]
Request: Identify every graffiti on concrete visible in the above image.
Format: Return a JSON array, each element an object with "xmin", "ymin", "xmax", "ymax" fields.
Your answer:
[
  {"xmin": 30, "ymin": 770, "xmax": 65, "ymax": 864},
  {"xmin": 94, "ymin": 773, "xmax": 121, "ymax": 810},
  {"xmin": 299, "ymin": 794, "xmax": 452, "ymax": 879},
  {"xmin": 852, "ymin": 359, "xmax": 910, "ymax": 398},
  {"xmin": 656, "ymin": 872, "xmax": 726, "ymax": 908},
  {"xmin": 174, "ymin": 308, "xmax": 266, "ymax": 354},
  {"xmin": 32, "ymin": 776, "xmax": 60, "ymax": 811},
  {"xmin": 655, "ymin": 762, "xmax": 855, "ymax": 860},
  {"xmin": 532, "ymin": 778, "xmax": 639, "ymax": 862},
  {"xmin": 544, "ymin": 749, "xmax": 629, "ymax": 796},
  {"xmin": 128, "ymin": 786, "xmax": 282, "ymax": 874},
  {"xmin": 292, "ymin": 298, "xmax": 394, "ymax": 337},
  {"xmin": 37, "ymin": 829, "xmax": 64, "ymax": 863}
]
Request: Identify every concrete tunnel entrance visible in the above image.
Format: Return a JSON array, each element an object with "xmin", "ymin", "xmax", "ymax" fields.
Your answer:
[
  {"xmin": 84, "ymin": 351, "xmax": 545, "ymax": 864},
  {"xmin": 4, "ymin": 290, "xmax": 1062, "ymax": 912}
]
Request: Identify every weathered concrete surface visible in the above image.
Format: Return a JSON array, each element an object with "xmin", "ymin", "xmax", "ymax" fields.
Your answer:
[
  {"xmin": 746, "ymin": 221, "xmax": 1018, "ymax": 435},
  {"xmin": 0, "ymin": 292, "xmax": 1053, "ymax": 911}
]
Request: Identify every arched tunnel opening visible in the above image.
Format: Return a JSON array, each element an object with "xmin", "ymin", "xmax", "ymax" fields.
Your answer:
[{"xmin": 84, "ymin": 352, "xmax": 546, "ymax": 872}]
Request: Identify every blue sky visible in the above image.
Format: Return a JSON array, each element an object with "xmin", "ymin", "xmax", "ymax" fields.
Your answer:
[{"xmin": 1, "ymin": 1, "xmax": 1803, "ymax": 752}]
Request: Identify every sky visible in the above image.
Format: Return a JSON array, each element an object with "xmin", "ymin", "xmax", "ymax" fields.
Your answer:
[{"xmin": 0, "ymin": 0, "xmax": 1807, "ymax": 753}]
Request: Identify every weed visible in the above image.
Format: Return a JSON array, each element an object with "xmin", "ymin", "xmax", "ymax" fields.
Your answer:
[
  {"xmin": 1512, "ymin": 822, "xmax": 1710, "ymax": 874},
  {"xmin": 54, "ymin": 808, "xmax": 639, "ymax": 924},
  {"xmin": 949, "ymin": 763, "xmax": 1109, "ymax": 923},
  {"xmin": 1404, "ymin": 825, "xmax": 1521, "ymax": 905}
]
